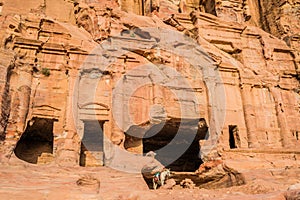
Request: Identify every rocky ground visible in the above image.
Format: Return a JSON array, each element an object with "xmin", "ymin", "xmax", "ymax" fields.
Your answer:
[{"xmin": 0, "ymin": 155, "xmax": 299, "ymax": 200}]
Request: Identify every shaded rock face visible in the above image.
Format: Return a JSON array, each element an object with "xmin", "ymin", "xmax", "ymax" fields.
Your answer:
[
  {"xmin": 0, "ymin": 0, "xmax": 298, "ymax": 172},
  {"xmin": 285, "ymin": 189, "xmax": 300, "ymax": 200},
  {"xmin": 195, "ymin": 160, "xmax": 246, "ymax": 189},
  {"xmin": 257, "ymin": 0, "xmax": 300, "ymax": 39}
]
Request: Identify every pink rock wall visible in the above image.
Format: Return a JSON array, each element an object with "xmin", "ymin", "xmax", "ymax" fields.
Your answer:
[{"xmin": 0, "ymin": 0, "xmax": 298, "ymax": 167}]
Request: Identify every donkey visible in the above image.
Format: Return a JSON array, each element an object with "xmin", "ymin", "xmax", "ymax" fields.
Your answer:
[{"xmin": 152, "ymin": 168, "xmax": 171, "ymax": 190}]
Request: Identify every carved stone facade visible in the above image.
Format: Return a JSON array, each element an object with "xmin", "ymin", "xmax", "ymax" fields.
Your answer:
[{"xmin": 0, "ymin": 0, "xmax": 299, "ymax": 169}]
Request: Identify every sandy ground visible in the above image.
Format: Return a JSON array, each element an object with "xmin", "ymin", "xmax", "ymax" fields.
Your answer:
[{"xmin": 0, "ymin": 158, "xmax": 299, "ymax": 200}]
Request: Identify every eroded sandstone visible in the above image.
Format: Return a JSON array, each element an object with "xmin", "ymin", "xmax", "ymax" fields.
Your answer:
[{"xmin": 0, "ymin": 0, "xmax": 299, "ymax": 198}]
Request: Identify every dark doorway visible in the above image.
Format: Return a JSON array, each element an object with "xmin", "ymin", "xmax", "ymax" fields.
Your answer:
[
  {"xmin": 14, "ymin": 118, "xmax": 54, "ymax": 164},
  {"xmin": 203, "ymin": 0, "xmax": 217, "ymax": 16},
  {"xmin": 229, "ymin": 125, "xmax": 240, "ymax": 149},
  {"xmin": 80, "ymin": 120, "xmax": 104, "ymax": 167},
  {"xmin": 293, "ymin": 131, "xmax": 299, "ymax": 141},
  {"xmin": 143, "ymin": 119, "xmax": 205, "ymax": 172}
]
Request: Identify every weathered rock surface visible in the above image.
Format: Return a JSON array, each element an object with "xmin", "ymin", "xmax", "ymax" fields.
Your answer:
[
  {"xmin": 289, "ymin": 183, "xmax": 300, "ymax": 191},
  {"xmin": 0, "ymin": 162, "xmax": 298, "ymax": 200},
  {"xmin": 195, "ymin": 160, "xmax": 246, "ymax": 189},
  {"xmin": 285, "ymin": 189, "xmax": 300, "ymax": 200},
  {"xmin": 180, "ymin": 178, "xmax": 196, "ymax": 189},
  {"xmin": 161, "ymin": 178, "xmax": 177, "ymax": 189},
  {"xmin": 0, "ymin": 0, "xmax": 298, "ymax": 166},
  {"xmin": 0, "ymin": 0, "xmax": 299, "ymax": 199}
]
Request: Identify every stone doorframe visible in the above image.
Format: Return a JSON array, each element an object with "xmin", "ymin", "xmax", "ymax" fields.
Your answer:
[{"xmin": 77, "ymin": 102, "xmax": 110, "ymax": 166}]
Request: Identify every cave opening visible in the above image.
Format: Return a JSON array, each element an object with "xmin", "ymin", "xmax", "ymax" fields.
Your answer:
[
  {"xmin": 143, "ymin": 119, "xmax": 207, "ymax": 172},
  {"xmin": 14, "ymin": 117, "xmax": 54, "ymax": 164},
  {"xmin": 202, "ymin": 0, "xmax": 217, "ymax": 16},
  {"xmin": 80, "ymin": 120, "xmax": 104, "ymax": 167},
  {"xmin": 229, "ymin": 125, "xmax": 240, "ymax": 149}
]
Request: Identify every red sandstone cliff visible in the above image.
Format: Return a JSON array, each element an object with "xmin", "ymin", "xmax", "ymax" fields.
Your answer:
[{"xmin": 0, "ymin": 0, "xmax": 299, "ymax": 199}]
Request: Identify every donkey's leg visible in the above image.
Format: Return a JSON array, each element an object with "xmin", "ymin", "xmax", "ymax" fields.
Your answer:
[
  {"xmin": 153, "ymin": 179, "xmax": 157, "ymax": 190},
  {"xmin": 160, "ymin": 174, "xmax": 165, "ymax": 186}
]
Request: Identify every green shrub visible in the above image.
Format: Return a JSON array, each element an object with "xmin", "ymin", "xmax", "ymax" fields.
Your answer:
[{"xmin": 41, "ymin": 68, "xmax": 50, "ymax": 76}]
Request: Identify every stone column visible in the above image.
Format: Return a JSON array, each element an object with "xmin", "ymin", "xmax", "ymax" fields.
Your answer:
[
  {"xmin": 16, "ymin": 68, "xmax": 32, "ymax": 133},
  {"xmin": 54, "ymin": 62, "xmax": 80, "ymax": 166},
  {"xmin": 240, "ymin": 84, "xmax": 259, "ymax": 148},
  {"xmin": 111, "ymin": 119, "xmax": 125, "ymax": 147},
  {"xmin": 4, "ymin": 64, "xmax": 33, "ymax": 158},
  {"xmin": 103, "ymin": 120, "xmax": 116, "ymax": 166},
  {"xmin": 121, "ymin": 0, "xmax": 143, "ymax": 15},
  {"xmin": 269, "ymin": 87, "xmax": 293, "ymax": 147}
]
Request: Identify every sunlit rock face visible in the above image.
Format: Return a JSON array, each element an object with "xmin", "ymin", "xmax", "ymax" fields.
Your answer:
[{"xmin": 0, "ymin": 0, "xmax": 298, "ymax": 169}]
